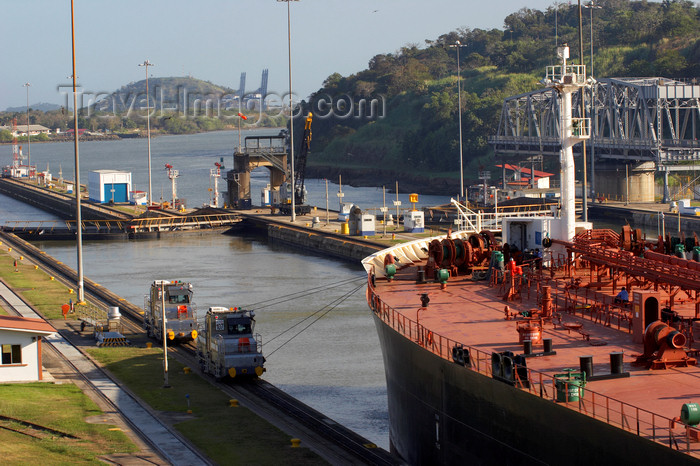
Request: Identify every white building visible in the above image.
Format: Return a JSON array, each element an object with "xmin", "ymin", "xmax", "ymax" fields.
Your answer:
[
  {"xmin": 0, "ymin": 315, "xmax": 55, "ymax": 382},
  {"xmin": 88, "ymin": 170, "xmax": 132, "ymax": 203},
  {"xmin": 0, "ymin": 124, "xmax": 51, "ymax": 137}
]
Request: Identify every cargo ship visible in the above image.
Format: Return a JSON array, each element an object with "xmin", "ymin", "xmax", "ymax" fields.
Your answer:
[{"xmin": 363, "ymin": 47, "xmax": 700, "ymax": 465}]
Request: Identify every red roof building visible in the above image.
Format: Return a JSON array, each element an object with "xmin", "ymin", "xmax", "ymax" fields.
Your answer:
[{"xmin": 0, "ymin": 315, "xmax": 56, "ymax": 382}]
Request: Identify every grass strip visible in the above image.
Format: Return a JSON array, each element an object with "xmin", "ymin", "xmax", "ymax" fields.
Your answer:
[
  {"xmin": 87, "ymin": 346, "xmax": 326, "ymax": 465},
  {"xmin": 0, "ymin": 250, "xmax": 75, "ymax": 320},
  {"xmin": 0, "ymin": 382, "xmax": 136, "ymax": 464}
]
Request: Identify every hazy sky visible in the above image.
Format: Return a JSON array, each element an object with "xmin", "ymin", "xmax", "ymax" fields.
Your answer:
[{"xmin": 1, "ymin": 0, "xmax": 557, "ymax": 111}]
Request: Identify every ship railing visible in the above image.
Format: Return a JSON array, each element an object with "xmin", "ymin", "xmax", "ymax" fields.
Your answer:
[
  {"xmin": 366, "ymin": 272, "xmax": 700, "ymax": 458},
  {"xmin": 451, "ymin": 198, "xmax": 557, "ymax": 233}
]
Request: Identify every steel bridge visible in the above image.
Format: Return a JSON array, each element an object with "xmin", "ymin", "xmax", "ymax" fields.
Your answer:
[{"xmin": 489, "ymin": 78, "xmax": 700, "ymax": 200}]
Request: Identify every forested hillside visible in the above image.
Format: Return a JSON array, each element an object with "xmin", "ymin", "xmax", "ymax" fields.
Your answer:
[{"xmin": 301, "ymin": 0, "xmax": 700, "ymax": 193}]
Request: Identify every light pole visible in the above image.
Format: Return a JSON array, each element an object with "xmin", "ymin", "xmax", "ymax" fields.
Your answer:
[
  {"xmin": 577, "ymin": 0, "xmax": 588, "ymax": 222},
  {"xmin": 584, "ymin": 1, "xmax": 602, "ymax": 201},
  {"xmin": 139, "ymin": 60, "xmax": 154, "ymax": 206},
  {"xmin": 70, "ymin": 0, "xmax": 85, "ymax": 303},
  {"xmin": 278, "ymin": 0, "xmax": 299, "ymax": 222},
  {"xmin": 23, "ymin": 83, "xmax": 31, "ymax": 179},
  {"xmin": 160, "ymin": 282, "xmax": 169, "ymax": 388},
  {"xmin": 449, "ymin": 40, "xmax": 467, "ymax": 202}
]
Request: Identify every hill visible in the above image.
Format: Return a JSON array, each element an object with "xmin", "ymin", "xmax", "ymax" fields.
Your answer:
[
  {"xmin": 95, "ymin": 76, "xmax": 236, "ymax": 114},
  {"xmin": 5, "ymin": 102, "xmax": 61, "ymax": 112},
  {"xmin": 0, "ymin": 76, "xmax": 286, "ymax": 137},
  {"xmin": 300, "ymin": 0, "xmax": 700, "ymax": 194}
]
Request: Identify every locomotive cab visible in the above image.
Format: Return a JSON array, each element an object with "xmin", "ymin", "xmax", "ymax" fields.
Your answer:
[
  {"xmin": 144, "ymin": 280, "xmax": 198, "ymax": 343},
  {"xmin": 197, "ymin": 307, "xmax": 265, "ymax": 380}
]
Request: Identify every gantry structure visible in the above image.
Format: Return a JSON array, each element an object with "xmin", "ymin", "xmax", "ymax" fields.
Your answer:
[{"xmin": 489, "ymin": 78, "xmax": 700, "ymax": 201}]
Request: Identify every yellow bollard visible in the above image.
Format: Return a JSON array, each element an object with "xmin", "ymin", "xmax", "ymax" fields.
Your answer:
[
  {"xmin": 146, "ymin": 342, "xmax": 153, "ymax": 349},
  {"xmin": 229, "ymin": 399, "xmax": 239, "ymax": 408},
  {"xmin": 290, "ymin": 438, "xmax": 301, "ymax": 448},
  {"xmin": 392, "ymin": 234, "xmax": 396, "ymax": 240},
  {"xmin": 183, "ymin": 367, "xmax": 191, "ymax": 374}
]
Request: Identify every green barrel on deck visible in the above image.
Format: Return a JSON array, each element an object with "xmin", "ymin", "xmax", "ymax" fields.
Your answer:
[{"xmin": 554, "ymin": 371, "xmax": 586, "ymax": 402}]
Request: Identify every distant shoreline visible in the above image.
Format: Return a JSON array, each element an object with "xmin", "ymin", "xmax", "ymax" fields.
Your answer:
[{"xmin": 0, "ymin": 126, "xmax": 285, "ymax": 146}]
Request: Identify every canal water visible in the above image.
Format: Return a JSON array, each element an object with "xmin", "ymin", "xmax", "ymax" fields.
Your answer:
[
  {"xmin": 0, "ymin": 130, "xmax": 456, "ymax": 451},
  {"xmin": 4, "ymin": 129, "xmax": 452, "ymax": 211}
]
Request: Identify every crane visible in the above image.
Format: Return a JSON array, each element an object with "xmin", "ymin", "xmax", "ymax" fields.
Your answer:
[{"xmin": 280, "ymin": 112, "xmax": 313, "ymax": 215}]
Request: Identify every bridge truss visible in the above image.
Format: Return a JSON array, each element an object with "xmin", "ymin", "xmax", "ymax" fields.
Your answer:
[{"xmin": 489, "ymin": 78, "xmax": 700, "ymax": 171}]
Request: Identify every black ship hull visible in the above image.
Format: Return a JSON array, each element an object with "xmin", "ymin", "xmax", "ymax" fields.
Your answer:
[{"xmin": 371, "ymin": 312, "xmax": 696, "ymax": 465}]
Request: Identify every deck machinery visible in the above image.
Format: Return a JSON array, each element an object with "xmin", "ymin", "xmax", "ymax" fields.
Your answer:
[
  {"xmin": 196, "ymin": 307, "xmax": 265, "ymax": 379},
  {"xmin": 144, "ymin": 280, "xmax": 198, "ymax": 343}
]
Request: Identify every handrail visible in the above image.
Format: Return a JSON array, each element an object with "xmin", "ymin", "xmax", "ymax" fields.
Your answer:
[
  {"xmin": 2, "ymin": 214, "xmax": 240, "ymax": 234},
  {"xmin": 366, "ymin": 273, "xmax": 700, "ymax": 457}
]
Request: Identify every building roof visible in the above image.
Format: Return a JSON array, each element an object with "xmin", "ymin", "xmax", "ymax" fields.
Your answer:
[
  {"xmin": 0, "ymin": 124, "xmax": 50, "ymax": 132},
  {"xmin": 496, "ymin": 164, "xmax": 554, "ymax": 180},
  {"xmin": 0, "ymin": 315, "xmax": 56, "ymax": 335}
]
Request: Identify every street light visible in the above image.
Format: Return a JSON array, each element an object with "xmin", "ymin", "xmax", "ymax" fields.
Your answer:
[
  {"xmin": 23, "ymin": 83, "xmax": 31, "ymax": 179},
  {"xmin": 139, "ymin": 60, "xmax": 154, "ymax": 206},
  {"xmin": 584, "ymin": 1, "xmax": 602, "ymax": 201},
  {"xmin": 583, "ymin": 1, "xmax": 602, "ymax": 78},
  {"xmin": 449, "ymin": 40, "xmax": 467, "ymax": 202},
  {"xmin": 70, "ymin": 0, "xmax": 85, "ymax": 303},
  {"xmin": 278, "ymin": 0, "xmax": 299, "ymax": 222}
]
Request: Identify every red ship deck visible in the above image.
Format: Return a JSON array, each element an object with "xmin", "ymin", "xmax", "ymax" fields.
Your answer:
[{"xmin": 366, "ymin": 231, "xmax": 700, "ymax": 460}]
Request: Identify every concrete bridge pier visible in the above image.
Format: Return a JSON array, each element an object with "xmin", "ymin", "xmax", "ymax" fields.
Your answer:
[
  {"xmin": 594, "ymin": 161, "xmax": 655, "ymax": 203},
  {"xmin": 226, "ymin": 151, "xmax": 287, "ymax": 209}
]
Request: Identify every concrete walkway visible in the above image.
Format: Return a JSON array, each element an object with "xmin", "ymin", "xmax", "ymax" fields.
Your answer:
[{"xmin": 0, "ymin": 281, "xmax": 209, "ymax": 466}]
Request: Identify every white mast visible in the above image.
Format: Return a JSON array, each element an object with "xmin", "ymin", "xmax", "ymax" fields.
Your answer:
[
  {"xmin": 164, "ymin": 163, "xmax": 179, "ymax": 208},
  {"xmin": 210, "ymin": 163, "xmax": 221, "ymax": 208},
  {"xmin": 544, "ymin": 45, "xmax": 590, "ymax": 241}
]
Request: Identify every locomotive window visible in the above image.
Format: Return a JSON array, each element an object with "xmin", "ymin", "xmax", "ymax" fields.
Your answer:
[
  {"xmin": 168, "ymin": 294, "xmax": 189, "ymax": 304},
  {"xmin": 227, "ymin": 319, "xmax": 251, "ymax": 335}
]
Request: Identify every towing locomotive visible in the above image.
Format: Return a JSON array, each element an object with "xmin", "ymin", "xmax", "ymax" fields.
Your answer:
[
  {"xmin": 196, "ymin": 307, "xmax": 265, "ymax": 379},
  {"xmin": 144, "ymin": 280, "xmax": 198, "ymax": 343}
]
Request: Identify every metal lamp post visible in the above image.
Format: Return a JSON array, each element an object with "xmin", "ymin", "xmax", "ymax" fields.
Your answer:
[
  {"xmin": 70, "ymin": 0, "xmax": 85, "ymax": 303},
  {"xmin": 577, "ymin": 0, "xmax": 588, "ymax": 222},
  {"xmin": 160, "ymin": 283, "xmax": 169, "ymax": 388},
  {"xmin": 449, "ymin": 40, "xmax": 467, "ymax": 202},
  {"xmin": 23, "ymin": 83, "xmax": 31, "ymax": 179},
  {"xmin": 584, "ymin": 1, "xmax": 602, "ymax": 201},
  {"xmin": 139, "ymin": 60, "xmax": 154, "ymax": 206},
  {"xmin": 278, "ymin": 0, "xmax": 299, "ymax": 222}
]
